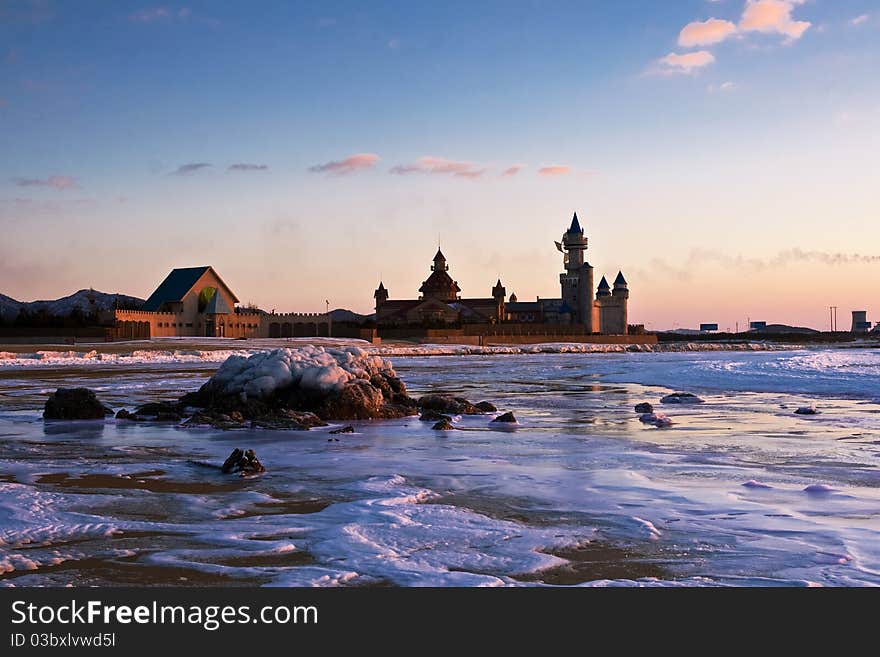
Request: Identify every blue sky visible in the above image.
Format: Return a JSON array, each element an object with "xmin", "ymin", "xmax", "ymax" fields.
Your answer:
[{"xmin": 1, "ymin": 1, "xmax": 878, "ymax": 329}]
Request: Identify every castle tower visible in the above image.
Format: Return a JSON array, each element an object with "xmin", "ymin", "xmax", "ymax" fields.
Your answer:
[
  {"xmin": 432, "ymin": 248, "xmax": 448, "ymax": 272},
  {"xmin": 374, "ymin": 281, "xmax": 388, "ymax": 312},
  {"xmin": 558, "ymin": 212, "xmax": 594, "ymax": 331},
  {"xmin": 596, "ymin": 276, "xmax": 611, "ymax": 298},
  {"xmin": 492, "ymin": 279, "xmax": 506, "ymax": 323}
]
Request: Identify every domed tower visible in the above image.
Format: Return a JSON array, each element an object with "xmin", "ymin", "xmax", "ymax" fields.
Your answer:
[
  {"xmin": 557, "ymin": 212, "xmax": 594, "ymax": 331},
  {"xmin": 374, "ymin": 281, "xmax": 388, "ymax": 312},
  {"xmin": 419, "ymin": 249, "xmax": 461, "ymax": 301},
  {"xmin": 509, "ymin": 292, "xmax": 518, "ymax": 303}
]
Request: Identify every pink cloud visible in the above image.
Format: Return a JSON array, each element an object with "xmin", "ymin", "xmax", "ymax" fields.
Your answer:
[
  {"xmin": 678, "ymin": 18, "xmax": 737, "ymax": 47},
  {"xmin": 12, "ymin": 175, "xmax": 79, "ymax": 190},
  {"xmin": 309, "ymin": 153, "xmax": 380, "ymax": 175},
  {"xmin": 502, "ymin": 164, "xmax": 525, "ymax": 177},
  {"xmin": 739, "ymin": 0, "xmax": 811, "ymax": 41},
  {"xmin": 390, "ymin": 156, "xmax": 484, "ymax": 178},
  {"xmin": 537, "ymin": 166, "xmax": 571, "ymax": 177},
  {"xmin": 656, "ymin": 50, "xmax": 715, "ymax": 74},
  {"xmin": 850, "ymin": 14, "xmax": 869, "ymax": 27}
]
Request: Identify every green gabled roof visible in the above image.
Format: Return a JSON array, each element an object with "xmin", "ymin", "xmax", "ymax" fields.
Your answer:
[{"xmin": 143, "ymin": 267, "xmax": 210, "ymax": 311}]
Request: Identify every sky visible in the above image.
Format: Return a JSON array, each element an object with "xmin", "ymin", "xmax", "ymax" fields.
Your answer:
[{"xmin": 1, "ymin": 0, "xmax": 878, "ymax": 331}]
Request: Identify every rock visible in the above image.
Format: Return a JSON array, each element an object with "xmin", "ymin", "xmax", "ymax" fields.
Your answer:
[
  {"xmin": 132, "ymin": 401, "xmax": 187, "ymax": 421},
  {"xmin": 44, "ymin": 388, "xmax": 114, "ymax": 420},
  {"xmin": 491, "ymin": 412, "xmax": 517, "ymax": 424},
  {"xmin": 660, "ymin": 392, "xmax": 704, "ymax": 405},
  {"xmin": 639, "ymin": 412, "xmax": 673, "ymax": 428},
  {"xmin": 432, "ymin": 419, "xmax": 456, "ymax": 430},
  {"xmin": 221, "ymin": 448, "xmax": 265, "ymax": 475},
  {"xmin": 330, "ymin": 425, "xmax": 354, "ymax": 434},
  {"xmin": 634, "ymin": 402, "xmax": 654, "ymax": 414},
  {"xmin": 418, "ymin": 394, "xmax": 481, "ymax": 415},
  {"xmin": 795, "ymin": 405, "xmax": 820, "ymax": 415},
  {"xmin": 419, "ymin": 409, "xmax": 453, "ymax": 422},
  {"xmin": 115, "ymin": 408, "xmax": 132, "ymax": 420},
  {"xmin": 475, "ymin": 401, "xmax": 497, "ymax": 413},
  {"xmin": 181, "ymin": 348, "xmax": 419, "ymax": 427}
]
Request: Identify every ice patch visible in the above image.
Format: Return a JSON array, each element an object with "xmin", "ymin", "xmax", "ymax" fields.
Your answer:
[{"xmin": 742, "ymin": 480, "xmax": 773, "ymax": 489}]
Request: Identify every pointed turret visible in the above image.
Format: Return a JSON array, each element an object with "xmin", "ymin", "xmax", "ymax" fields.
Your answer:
[
  {"xmin": 492, "ymin": 278, "xmax": 506, "ymax": 303},
  {"xmin": 596, "ymin": 275, "xmax": 611, "ymax": 298},
  {"xmin": 374, "ymin": 281, "xmax": 388, "ymax": 307},
  {"xmin": 509, "ymin": 293, "xmax": 518, "ymax": 303},
  {"xmin": 568, "ymin": 212, "xmax": 583, "ymax": 234},
  {"xmin": 432, "ymin": 248, "xmax": 448, "ymax": 272},
  {"xmin": 612, "ymin": 271, "xmax": 629, "ymax": 299},
  {"xmin": 614, "ymin": 271, "xmax": 627, "ymax": 287}
]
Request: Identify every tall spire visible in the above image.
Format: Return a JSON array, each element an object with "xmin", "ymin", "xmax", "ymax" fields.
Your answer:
[
  {"xmin": 568, "ymin": 211, "xmax": 583, "ymax": 234},
  {"xmin": 614, "ymin": 271, "xmax": 627, "ymax": 287}
]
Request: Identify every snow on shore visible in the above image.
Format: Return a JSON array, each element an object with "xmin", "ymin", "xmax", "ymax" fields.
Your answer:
[{"xmin": 0, "ymin": 339, "xmax": 791, "ymax": 368}]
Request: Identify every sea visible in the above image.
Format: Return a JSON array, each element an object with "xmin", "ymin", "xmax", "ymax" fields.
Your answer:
[{"xmin": 1, "ymin": 341, "xmax": 879, "ymax": 586}]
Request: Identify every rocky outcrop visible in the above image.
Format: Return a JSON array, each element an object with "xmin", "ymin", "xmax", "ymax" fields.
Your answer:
[
  {"xmin": 44, "ymin": 388, "xmax": 114, "ymax": 420},
  {"xmin": 634, "ymin": 402, "xmax": 654, "ymax": 413},
  {"xmin": 660, "ymin": 392, "xmax": 704, "ymax": 405},
  {"xmin": 432, "ymin": 419, "xmax": 456, "ymax": 430},
  {"xmin": 795, "ymin": 405, "xmax": 820, "ymax": 415},
  {"xmin": 418, "ymin": 394, "xmax": 483, "ymax": 415},
  {"xmin": 475, "ymin": 401, "xmax": 497, "ymax": 412},
  {"xmin": 491, "ymin": 412, "xmax": 517, "ymax": 424},
  {"xmin": 221, "ymin": 448, "xmax": 265, "ymax": 475},
  {"xmin": 330, "ymin": 425, "xmax": 355, "ymax": 434}
]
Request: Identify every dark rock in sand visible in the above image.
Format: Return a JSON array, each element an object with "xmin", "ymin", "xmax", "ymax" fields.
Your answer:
[
  {"xmin": 634, "ymin": 402, "xmax": 654, "ymax": 414},
  {"xmin": 475, "ymin": 401, "xmax": 497, "ymax": 413},
  {"xmin": 432, "ymin": 419, "xmax": 456, "ymax": 430},
  {"xmin": 115, "ymin": 408, "xmax": 132, "ymax": 420},
  {"xmin": 221, "ymin": 448, "xmax": 265, "ymax": 475},
  {"xmin": 660, "ymin": 392, "xmax": 704, "ymax": 405},
  {"xmin": 419, "ymin": 409, "xmax": 453, "ymax": 423},
  {"xmin": 44, "ymin": 388, "xmax": 114, "ymax": 420},
  {"xmin": 330, "ymin": 425, "xmax": 355, "ymax": 434},
  {"xmin": 418, "ymin": 394, "xmax": 482, "ymax": 415},
  {"xmin": 795, "ymin": 406, "xmax": 820, "ymax": 415},
  {"xmin": 491, "ymin": 412, "xmax": 518, "ymax": 424}
]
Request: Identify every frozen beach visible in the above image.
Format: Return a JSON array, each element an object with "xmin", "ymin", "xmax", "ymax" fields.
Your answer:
[{"xmin": 1, "ymin": 341, "xmax": 879, "ymax": 586}]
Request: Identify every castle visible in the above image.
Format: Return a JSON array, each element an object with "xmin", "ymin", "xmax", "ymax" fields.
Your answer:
[{"xmin": 374, "ymin": 212, "xmax": 630, "ymax": 334}]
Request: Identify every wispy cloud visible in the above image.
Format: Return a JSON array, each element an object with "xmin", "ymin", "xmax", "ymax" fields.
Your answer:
[
  {"xmin": 172, "ymin": 162, "xmax": 211, "ymax": 175},
  {"xmin": 0, "ymin": 98, "xmax": 7, "ymax": 108},
  {"xmin": 5, "ymin": 49, "xmax": 19, "ymax": 64},
  {"xmin": 309, "ymin": 153, "xmax": 380, "ymax": 175},
  {"xmin": 739, "ymin": 0, "xmax": 810, "ymax": 42},
  {"xmin": 129, "ymin": 7, "xmax": 171, "ymax": 23},
  {"xmin": 708, "ymin": 80, "xmax": 736, "ymax": 93},
  {"xmin": 228, "ymin": 163, "xmax": 269, "ymax": 172},
  {"xmin": 678, "ymin": 18, "xmax": 737, "ymax": 47},
  {"xmin": 850, "ymin": 14, "xmax": 869, "ymax": 27},
  {"xmin": 387, "ymin": 38, "xmax": 401, "ymax": 50},
  {"xmin": 389, "ymin": 156, "xmax": 484, "ymax": 178},
  {"xmin": 537, "ymin": 166, "xmax": 571, "ymax": 177},
  {"xmin": 502, "ymin": 164, "xmax": 525, "ymax": 177},
  {"xmin": 12, "ymin": 175, "xmax": 78, "ymax": 190},
  {"xmin": 654, "ymin": 50, "xmax": 716, "ymax": 74}
]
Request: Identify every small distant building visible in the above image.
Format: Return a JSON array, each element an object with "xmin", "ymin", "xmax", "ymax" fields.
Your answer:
[
  {"xmin": 851, "ymin": 310, "xmax": 871, "ymax": 333},
  {"xmin": 700, "ymin": 323, "xmax": 719, "ymax": 332},
  {"xmin": 113, "ymin": 266, "xmax": 329, "ymax": 339},
  {"xmin": 749, "ymin": 321, "xmax": 767, "ymax": 330}
]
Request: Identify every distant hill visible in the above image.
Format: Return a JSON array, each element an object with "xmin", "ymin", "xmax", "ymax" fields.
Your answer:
[
  {"xmin": 750, "ymin": 324, "xmax": 819, "ymax": 335},
  {"xmin": 330, "ymin": 308, "xmax": 374, "ymax": 324},
  {"xmin": 0, "ymin": 289, "xmax": 144, "ymax": 322}
]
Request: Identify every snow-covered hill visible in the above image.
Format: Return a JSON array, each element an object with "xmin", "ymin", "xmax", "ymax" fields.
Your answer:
[{"xmin": 0, "ymin": 289, "xmax": 144, "ymax": 321}]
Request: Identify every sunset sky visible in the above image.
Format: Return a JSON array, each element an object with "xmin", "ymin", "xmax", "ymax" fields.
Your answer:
[{"xmin": 1, "ymin": 1, "xmax": 878, "ymax": 330}]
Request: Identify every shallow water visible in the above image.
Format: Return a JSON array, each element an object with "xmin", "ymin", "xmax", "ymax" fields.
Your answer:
[{"xmin": 1, "ymin": 347, "xmax": 879, "ymax": 586}]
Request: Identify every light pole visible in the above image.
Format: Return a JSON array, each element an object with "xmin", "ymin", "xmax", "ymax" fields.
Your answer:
[{"xmin": 326, "ymin": 300, "xmax": 332, "ymax": 338}]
